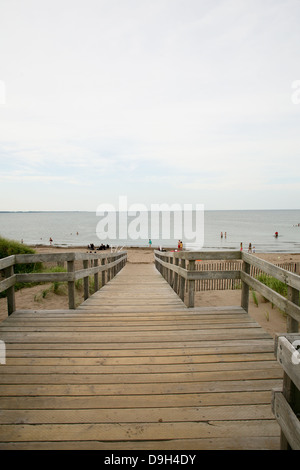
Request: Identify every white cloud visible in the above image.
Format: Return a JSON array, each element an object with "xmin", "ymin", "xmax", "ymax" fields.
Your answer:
[{"xmin": 0, "ymin": 0, "xmax": 300, "ymax": 210}]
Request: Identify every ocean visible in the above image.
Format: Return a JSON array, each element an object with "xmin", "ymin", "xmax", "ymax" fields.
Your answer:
[{"xmin": 0, "ymin": 209, "xmax": 300, "ymax": 253}]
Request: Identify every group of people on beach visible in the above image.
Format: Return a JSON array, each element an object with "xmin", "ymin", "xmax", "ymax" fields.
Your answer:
[
  {"xmin": 177, "ymin": 240, "xmax": 183, "ymax": 250},
  {"xmin": 240, "ymin": 242, "xmax": 256, "ymax": 253},
  {"xmin": 88, "ymin": 243, "xmax": 110, "ymax": 251}
]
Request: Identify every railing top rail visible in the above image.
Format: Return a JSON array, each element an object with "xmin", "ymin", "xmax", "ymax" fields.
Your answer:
[
  {"xmin": 0, "ymin": 255, "xmax": 16, "ymax": 270},
  {"xmin": 75, "ymin": 251, "xmax": 126, "ymax": 262},
  {"xmin": 154, "ymin": 250, "xmax": 242, "ymax": 261},
  {"xmin": 12, "ymin": 250, "xmax": 127, "ymax": 265}
]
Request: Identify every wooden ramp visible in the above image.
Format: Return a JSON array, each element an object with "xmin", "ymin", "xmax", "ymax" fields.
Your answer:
[{"xmin": 0, "ymin": 263, "xmax": 282, "ymax": 450}]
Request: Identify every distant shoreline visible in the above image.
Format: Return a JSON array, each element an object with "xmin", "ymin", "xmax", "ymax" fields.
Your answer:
[
  {"xmin": 27, "ymin": 243, "xmax": 300, "ymax": 255},
  {"xmin": 31, "ymin": 244, "xmax": 300, "ymax": 262}
]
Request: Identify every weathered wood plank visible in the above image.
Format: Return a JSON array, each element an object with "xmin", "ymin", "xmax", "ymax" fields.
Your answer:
[
  {"xmin": 0, "ymin": 275, "xmax": 16, "ymax": 294},
  {"xmin": 0, "ymin": 436, "xmax": 280, "ymax": 450},
  {"xmin": 0, "ymin": 255, "xmax": 16, "ymax": 270},
  {"xmin": 0, "ymin": 404, "xmax": 275, "ymax": 424},
  {"xmin": 0, "ymin": 390, "xmax": 274, "ymax": 409},
  {"xmin": 0, "ymin": 419, "xmax": 279, "ymax": 442},
  {"xmin": 0, "ymin": 379, "xmax": 282, "ymax": 397}
]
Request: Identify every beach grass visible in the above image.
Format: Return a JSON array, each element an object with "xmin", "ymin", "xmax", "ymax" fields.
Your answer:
[
  {"xmin": 0, "ymin": 236, "xmax": 43, "ymax": 296},
  {"xmin": 256, "ymin": 273, "xmax": 288, "ymax": 298}
]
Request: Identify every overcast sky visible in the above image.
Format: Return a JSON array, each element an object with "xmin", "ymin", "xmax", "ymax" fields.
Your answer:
[{"xmin": 0, "ymin": 0, "xmax": 299, "ymax": 211}]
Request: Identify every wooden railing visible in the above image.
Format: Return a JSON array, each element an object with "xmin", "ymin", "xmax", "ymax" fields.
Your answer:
[
  {"xmin": 273, "ymin": 333, "xmax": 300, "ymax": 449},
  {"xmin": 0, "ymin": 251, "xmax": 127, "ymax": 315},
  {"xmin": 154, "ymin": 250, "xmax": 300, "ymax": 333},
  {"xmin": 194, "ymin": 260, "xmax": 299, "ymax": 292}
]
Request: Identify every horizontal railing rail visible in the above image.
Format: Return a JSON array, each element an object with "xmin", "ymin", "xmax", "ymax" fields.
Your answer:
[
  {"xmin": 154, "ymin": 250, "xmax": 300, "ymax": 332},
  {"xmin": 0, "ymin": 251, "xmax": 127, "ymax": 315},
  {"xmin": 273, "ymin": 333, "xmax": 300, "ymax": 449}
]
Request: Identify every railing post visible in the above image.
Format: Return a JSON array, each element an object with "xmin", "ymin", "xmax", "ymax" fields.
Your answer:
[
  {"xmin": 169, "ymin": 257, "xmax": 173, "ymax": 286},
  {"xmin": 241, "ymin": 260, "xmax": 250, "ymax": 312},
  {"xmin": 67, "ymin": 259, "xmax": 76, "ymax": 310},
  {"xmin": 179, "ymin": 258, "xmax": 186, "ymax": 302},
  {"xmin": 188, "ymin": 259, "xmax": 195, "ymax": 308},
  {"xmin": 287, "ymin": 286, "xmax": 299, "ymax": 333},
  {"xmin": 94, "ymin": 258, "xmax": 99, "ymax": 292},
  {"xmin": 107, "ymin": 258, "xmax": 111, "ymax": 282},
  {"xmin": 101, "ymin": 258, "xmax": 106, "ymax": 287},
  {"xmin": 173, "ymin": 256, "xmax": 179, "ymax": 293},
  {"xmin": 5, "ymin": 265, "xmax": 15, "ymax": 315},
  {"xmin": 83, "ymin": 259, "xmax": 89, "ymax": 300}
]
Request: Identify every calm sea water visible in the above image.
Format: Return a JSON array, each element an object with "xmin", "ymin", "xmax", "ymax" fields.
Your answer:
[{"xmin": 0, "ymin": 210, "xmax": 300, "ymax": 253}]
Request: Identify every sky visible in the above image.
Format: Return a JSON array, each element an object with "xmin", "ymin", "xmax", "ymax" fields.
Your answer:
[{"xmin": 0, "ymin": 0, "xmax": 300, "ymax": 212}]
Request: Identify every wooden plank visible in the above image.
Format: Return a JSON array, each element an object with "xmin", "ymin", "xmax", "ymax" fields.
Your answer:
[
  {"xmin": 0, "ymin": 361, "xmax": 281, "ymax": 378},
  {"xmin": 0, "ymin": 379, "xmax": 282, "ymax": 397},
  {"xmin": 154, "ymin": 250, "xmax": 242, "ymax": 261},
  {"xmin": 0, "ymin": 420, "xmax": 279, "ymax": 443},
  {"xmin": 0, "ymin": 436, "xmax": 280, "ymax": 450},
  {"xmin": 0, "ymin": 404, "xmax": 275, "ymax": 424},
  {"xmin": 16, "ymin": 272, "xmax": 72, "ymax": 283},
  {"xmin": 0, "ymin": 255, "xmax": 16, "ymax": 270},
  {"xmin": 0, "ymin": 390, "xmax": 274, "ymax": 409},
  {"xmin": 4, "ymin": 352, "xmax": 276, "ymax": 365},
  {"xmin": 0, "ymin": 275, "xmax": 16, "ymax": 294},
  {"xmin": 15, "ymin": 253, "xmax": 75, "ymax": 264}
]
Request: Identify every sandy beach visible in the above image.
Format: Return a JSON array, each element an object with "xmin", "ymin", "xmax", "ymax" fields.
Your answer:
[{"xmin": 1, "ymin": 245, "xmax": 300, "ymax": 338}]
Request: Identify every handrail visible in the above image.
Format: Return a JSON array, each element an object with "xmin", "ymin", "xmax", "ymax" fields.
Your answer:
[
  {"xmin": 154, "ymin": 250, "xmax": 300, "ymax": 332},
  {"xmin": 154, "ymin": 250, "xmax": 242, "ymax": 308},
  {"xmin": 0, "ymin": 251, "xmax": 127, "ymax": 314},
  {"xmin": 273, "ymin": 333, "xmax": 300, "ymax": 449}
]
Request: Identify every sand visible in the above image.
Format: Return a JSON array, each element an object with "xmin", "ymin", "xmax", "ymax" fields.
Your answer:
[{"xmin": 1, "ymin": 245, "xmax": 300, "ymax": 338}]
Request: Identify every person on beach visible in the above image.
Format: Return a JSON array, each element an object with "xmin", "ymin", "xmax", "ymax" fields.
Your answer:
[
  {"xmin": 248, "ymin": 243, "xmax": 252, "ymax": 253},
  {"xmin": 49, "ymin": 237, "xmax": 53, "ymax": 245},
  {"xmin": 149, "ymin": 239, "xmax": 152, "ymax": 248},
  {"xmin": 240, "ymin": 242, "xmax": 243, "ymax": 251}
]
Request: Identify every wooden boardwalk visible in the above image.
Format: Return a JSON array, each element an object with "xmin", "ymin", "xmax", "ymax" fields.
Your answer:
[{"xmin": 0, "ymin": 263, "xmax": 283, "ymax": 450}]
